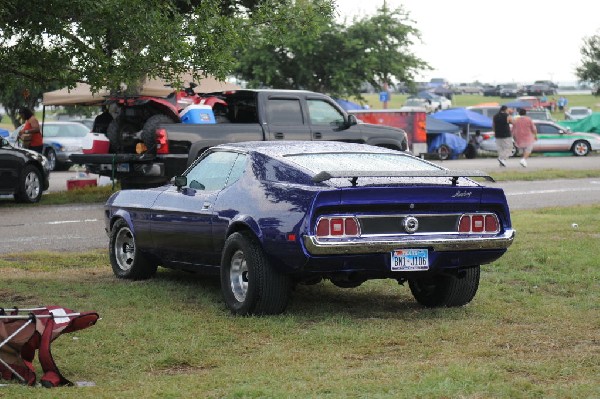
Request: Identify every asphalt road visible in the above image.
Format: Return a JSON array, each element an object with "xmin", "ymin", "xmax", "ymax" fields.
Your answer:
[{"xmin": 1, "ymin": 154, "xmax": 599, "ymax": 254}]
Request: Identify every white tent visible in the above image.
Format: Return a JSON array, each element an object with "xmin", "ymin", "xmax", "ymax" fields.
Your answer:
[{"xmin": 43, "ymin": 74, "xmax": 240, "ymax": 106}]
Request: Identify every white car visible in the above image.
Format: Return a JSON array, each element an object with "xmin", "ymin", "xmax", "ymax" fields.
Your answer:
[{"xmin": 565, "ymin": 106, "xmax": 592, "ymax": 120}]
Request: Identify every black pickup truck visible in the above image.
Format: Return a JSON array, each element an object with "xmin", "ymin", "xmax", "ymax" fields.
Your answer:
[{"xmin": 71, "ymin": 89, "xmax": 408, "ymax": 189}]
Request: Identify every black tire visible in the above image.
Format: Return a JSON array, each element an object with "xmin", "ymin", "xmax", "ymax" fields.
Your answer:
[
  {"xmin": 572, "ymin": 140, "xmax": 590, "ymax": 156},
  {"xmin": 109, "ymin": 219, "xmax": 157, "ymax": 280},
  {"xmin": 220, "ymin": 231, "xmax": 292, "ymax": 315},
  {"xmin": 44, "ymin": 148, "xmax": 57, "ymax": 171},
  {"xmin": 408, "ymin": 266, "xmax": 480, "ymax": 307},
  {"xmin": 510, "ymin": 144, "xmax": 519, "ymax": 157},
  {"xmin": 437, "ymin": 144, "xmax": 451, "ymax": 160},
  {"xmin": 141, "ymin": 114, "xmax": 177, "ymax": 154},
  {"xmin": 14, "ymin": 164, "xmax": 43, "ymax": 203},
  {"xmin": 106, "ymin": 120, "xmax": 140, "ymax": 153}
]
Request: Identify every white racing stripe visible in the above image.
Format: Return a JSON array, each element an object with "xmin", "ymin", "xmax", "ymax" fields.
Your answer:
[{"xmin": 47, "ymin": 219, "xmax": 99, "ymax": 225}]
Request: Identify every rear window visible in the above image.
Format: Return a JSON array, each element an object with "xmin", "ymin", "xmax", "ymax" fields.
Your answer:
[{"xmin": 284, "ymin": 152, "xmax": 440, "ymax": 174}]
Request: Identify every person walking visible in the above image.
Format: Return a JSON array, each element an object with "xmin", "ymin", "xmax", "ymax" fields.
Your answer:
[
  {"xmin": 512, "ymin": 108, "xmax": 537, "ymax": 167},
  {"xmin": 492, "ymin": 105, "xmax": 513, "ymax": 167}
]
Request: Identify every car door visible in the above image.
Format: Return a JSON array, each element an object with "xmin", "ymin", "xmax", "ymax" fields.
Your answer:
[
  {"xmin": 0, "ymin": 140, "xmax": 20, "ymax": 192},
  {"xmin": 263, "ymin": 96, "xmax": 312, "ymax": 141},
  {"xmin": 305, "ymin": 98, "xmax": 349, "ymax": 141},
  {"xmin": 149, "ymin": 150, "xmax": 242, "ymax": 267},
  {"xmin": 534, "ymin": 122, "xmax": 568, "ymax": 152}
]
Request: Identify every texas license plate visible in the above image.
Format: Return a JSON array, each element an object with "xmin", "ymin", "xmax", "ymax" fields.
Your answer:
[{"xmin": 391, "ymin": 249, "xmax": 429, "ymax": 271}]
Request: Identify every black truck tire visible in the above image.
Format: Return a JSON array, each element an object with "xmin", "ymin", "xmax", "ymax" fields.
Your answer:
[
  {"xmin": 106, "ymin": 120, "xmax": 140, "ymax": 153},
  {"xmin": 141, "ymin": 114, "xmax": 177, "ymax": 154}
]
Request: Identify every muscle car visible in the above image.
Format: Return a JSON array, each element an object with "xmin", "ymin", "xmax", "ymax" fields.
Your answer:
[{"xmin": 105, "ymin": 141, "xmax": 515, "ymax": 315}]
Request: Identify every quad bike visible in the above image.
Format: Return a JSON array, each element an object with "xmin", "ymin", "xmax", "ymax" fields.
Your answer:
[{"xmin": 105, "ymin": 82, "xmax": 201, "ymax": 154}]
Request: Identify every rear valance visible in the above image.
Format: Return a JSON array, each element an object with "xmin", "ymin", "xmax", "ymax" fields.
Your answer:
[{"xmin": 311, "ymin": 170, "xmax": 495, "ymax": 185}]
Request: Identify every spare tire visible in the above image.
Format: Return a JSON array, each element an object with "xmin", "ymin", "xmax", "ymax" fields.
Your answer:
[
  {"xmin": 141, "ymin": 114, "xmax": 177, "ymax": 154},
  {"xmin": 106, "ymin": 120, "xmax": 140, "ymax": 153}
]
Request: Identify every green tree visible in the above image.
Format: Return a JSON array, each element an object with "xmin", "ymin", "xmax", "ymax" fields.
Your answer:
[
  {"xmin": 233, "ymin": 2, "xmax": 428, "ymax": 100},
  {"xmin": 0, "ymin": 0, "xmax": 334, "ymax": 111},
  {"xmin": 576, "ymin": 33, "xmax": 600, "ymax": 95}
]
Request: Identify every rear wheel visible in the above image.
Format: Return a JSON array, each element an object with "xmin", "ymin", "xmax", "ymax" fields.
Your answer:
[
  {"xmin": 109, "ymin": 219, "xmax": 157, "ymax": 280},
  {"xmin": 437, "ymin": 144, "xmax": 451, "ymax": 160},
  {"xmin": 44, "ymin": 148, "xmax": 57, "ymax": 171},
  {"xmin": 572, "ymin": 140, "xmax": 590, "ymax": 156},
  {"xmin": 408, "ymin": 266, "xmax": 480, "ymax": 307},
  {"xmin": 220, "ymin": 231, "xmax": 292, "ymax": 315}
]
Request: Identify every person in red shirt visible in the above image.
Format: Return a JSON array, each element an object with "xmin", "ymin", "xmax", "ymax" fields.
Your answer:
[
  {"xmin": 512, "ymin": 108, "xmax": 538, "ymax": 167},
  {"xmin": 18, "ymin": 107, "xmax": 43, "ymax": 153}
]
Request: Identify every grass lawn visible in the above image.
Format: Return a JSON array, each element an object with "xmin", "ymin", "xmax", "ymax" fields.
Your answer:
[{"xmin": 0, "ymin": 205, "xmax": 598, "ymax": 398}]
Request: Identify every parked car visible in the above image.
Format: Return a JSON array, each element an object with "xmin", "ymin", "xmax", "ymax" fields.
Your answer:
[
  {"xmin": 565, "ymin": 107, "xmax": 593, "ymax": 121},
  {"xmin": 483, "ymin": 85, "xmax": 502, "ymax": 97},
  {"xmin": 525, "ymin": 109, "xmax": 553, "ymax": 121},
  {"xmin": 68, "ymin": 118, "xmax": 95, "ymax": 130},
  {"xmin": 0, "ymin": 137, "xmax": 50, "ymax": 203},
  {"xmin": 527, "ymin": 84, "xmax": 556, "ymax": 96},
  {"xmin": 467, "ymin": 105, "xmax": 501, "ymax": 119},
  {"xmin": 499, "ymin": 83, "xmax": 524, "ymax": 98},
  {"xmin": 479, "ymin": 121, "xmax": 600, "ymax": 156},
  {"xmin": 417, "ymin": 92, "xmax": 451, "ymax": 110},
  {"xmin": 10, "ymin": 121, "xmax": 90, "ymax": 171},
  {"xmin": 105, "ymin": 141, "xmax": 515, "ymax": 315},
  {"xmin": 404, "ymin": 97, "xmax": 435, "ymax": 113},
  {"xmin": 452, "ymin": 84, "xmax": 483, "ymax": 95}
]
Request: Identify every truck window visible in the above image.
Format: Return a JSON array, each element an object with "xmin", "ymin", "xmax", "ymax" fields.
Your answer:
[
  {"xmin": 307, "ymin": 99, "xmax": 344, "ymax": 125},
  {"xmin": 266, "ymin": 99, "xmax": 304, "ymax": 125}
]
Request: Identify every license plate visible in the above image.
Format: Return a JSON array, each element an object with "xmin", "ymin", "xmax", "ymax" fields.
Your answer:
[
  {"xmin": 391, "ymin": 249, "xmax": 429, "ymax": 271},
  {"xmin": 116, "ymin": 163, "xmax": 129, "ymax": 172}
]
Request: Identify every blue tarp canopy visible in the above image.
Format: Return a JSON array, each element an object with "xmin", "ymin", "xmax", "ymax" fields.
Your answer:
[
  {"xmin": 0, "ymin": 128, "xmax": 9, "ymax": 138},
  {"xmin": 426, "ymin": 115, "xmax": 460, "ymax": 134},
  {"xmin": 431, "ymin": 108, "xmax": 492, "ymax": 129},
  {"xmin": 334, "ymin": 99, "xmax": 366, "ymax": 111}
]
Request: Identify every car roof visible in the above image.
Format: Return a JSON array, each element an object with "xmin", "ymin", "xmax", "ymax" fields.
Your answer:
[{"xmin": 214, "ymin": 141, "xmax": 404, "ymax": 158}]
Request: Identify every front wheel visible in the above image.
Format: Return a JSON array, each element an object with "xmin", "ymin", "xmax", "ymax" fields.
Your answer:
[
  {"xmin": 109, "ymin": 219, "xmax": 157, "ymax": 280},
  {"xmin": 408, "ymin": 266, "xmax": 480, "ymax": 307},
  {"xmin": 220, "ymin": 231, "xmax": 291, "ymax": 315},
  {"xmin": 572, "ymin": 140, "xmax": 590, "ymax": 156},
  {"xmin": 437, "ymin": 144, "xmax": 451, "ymax": 160},
  {"xmin": 44, "ymin": 148, "xmax": 57, "ymax": 171},
  {"xmin": 14, "ymin": 164, "xmax": 43, "ymax": 203}
]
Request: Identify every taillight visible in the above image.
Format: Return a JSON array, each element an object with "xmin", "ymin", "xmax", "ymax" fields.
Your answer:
[
  {"xmin": 156, "ymin": 128, "xmax": 169, "ymax": 154},
  {"xmin": 315, "ymin": 216, "xmax": 360, "ymax": 238},
  {"xmin": 458, "ymin": 213, "xmax": 500, "ymax": 233}
]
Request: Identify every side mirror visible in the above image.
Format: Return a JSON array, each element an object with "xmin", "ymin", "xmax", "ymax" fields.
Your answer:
[
  {"xmin": 347, "ymin": 114, "xmax": 358, "ymax": 127},
  {"xmin": 174, "ymin": 175, "xmax": 187, "ymax": 190}
]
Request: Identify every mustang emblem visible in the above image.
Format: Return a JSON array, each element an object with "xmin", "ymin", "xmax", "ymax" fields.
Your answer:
[
  {"xmin": 402, "ymin": 216, "xmax": 419, "ymax": 234},
  {"xmin": 452, "ymin": 190, "xmax": 473, "ymax": 198}
]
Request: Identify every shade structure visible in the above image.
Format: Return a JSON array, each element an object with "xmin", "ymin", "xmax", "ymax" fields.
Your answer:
[
  {"xmin": 43, "ymin": 73, "xmax": 239, "ymax": 106},
  {"xmin": 426, "ymin": 115, "xmax": 460, "ymax": 134},
  {"xmin": 431, "ymin": 108, "xmax": 492, "ymax": 129},
  {"xmin": 335, "ymin": 98, "xmax": 365, "ymax": 111}
]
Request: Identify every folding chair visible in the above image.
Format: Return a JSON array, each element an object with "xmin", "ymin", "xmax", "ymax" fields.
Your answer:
[{"xmin": 0, "ymin": 306, "xmax": 99, "ymax": 387}]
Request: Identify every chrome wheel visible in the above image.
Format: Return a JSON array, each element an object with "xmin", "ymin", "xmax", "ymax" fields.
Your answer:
[
  {"xmin": 229, "ymin": 249, "xmax": 248, "ymax": 302},
  {"xmin": 572, "ymin": 140, "xmax": 590, "ymax": 156},
  {"xmin": 24, "ymin": 170, "xmax": 41, "ymax": 201},
  {"xmin": 114, "ymin": 226, "xmax": 135, "ymax": 272},
  {"xmin": 45, "ymin": 149, "xmax": 57, "ymax": 171}
]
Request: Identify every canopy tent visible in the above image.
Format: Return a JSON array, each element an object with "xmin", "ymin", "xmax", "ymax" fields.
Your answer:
[
  {"xmin": 335, "ymin": 98, "xmax": 366, "ymax": 111},
  {"xmin": 431, "ymin": 108, "xmax": 492, "ymax": 129},
  {"xmin": 557, "ymin": 113, "xmax": 600, "ymax": 133},
  {"xmin": 426, "ymin": 115, "xmax": 460, "ymax": 134},
  {"xmin": 43, "ymin": 73, "xmax": 239, "ymax": 106}
]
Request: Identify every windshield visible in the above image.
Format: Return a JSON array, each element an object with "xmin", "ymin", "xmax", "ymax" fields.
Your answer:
[
  {"xmin": 43, "ymin": 123, "xmax": 89, "ymax": 138},
  {"xmin": 284, "ymin": 152, "xmax": 440, "ymax": 173},
  {"xmin": 571, "ymin": 109, "xmax": 589, "ymax": 115}
]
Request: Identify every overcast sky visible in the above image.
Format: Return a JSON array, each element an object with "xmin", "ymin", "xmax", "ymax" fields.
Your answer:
[{"xmin": 336, "ymin": 0, "xmax": 599, "ymax": 85}]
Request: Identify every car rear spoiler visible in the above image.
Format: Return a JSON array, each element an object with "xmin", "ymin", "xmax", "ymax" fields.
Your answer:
[{"xmin": 311, "ymin": 170, "xmax": 495, "ymax": 186}]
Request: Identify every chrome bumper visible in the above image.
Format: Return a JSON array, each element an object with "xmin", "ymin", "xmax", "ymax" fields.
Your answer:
[{"xmin": 303, "ymin": 229, "xmax": 516, "ymax": 256}]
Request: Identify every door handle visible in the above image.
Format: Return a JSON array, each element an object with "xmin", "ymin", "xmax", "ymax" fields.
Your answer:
[
  {"xmin": 274, "ymin": 132, "xmax": 285, "ymax": 139},
  {"xmin": 202, "ymin": 202, "xmax": 211, "ymax": 210},
  {"xmin": 313, "ymin": 132, "xmax": 323, "ymax": 139}
]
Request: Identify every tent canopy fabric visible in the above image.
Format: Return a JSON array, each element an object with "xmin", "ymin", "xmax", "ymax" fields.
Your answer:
[
  {"xmin": 43, "ymin": 73, "xmax": 239, "ymax": 106},
  {"xmin": 335, "ymin": 98, "xmax": 366, "ymax": 111},
  {"xmin": 557, "ymin": 113, "xmax": 600, "ymax": 133},
  {"xmin": 428, "ymin": 132, "xmax": 467, "ymax": 159},
  {"xmin": 426, "ymin": 115, "xmax": 460, "ymax": 134},
  {"xmin": 431, "ymin": 108, "xmax": 492, "ymax": 129}
]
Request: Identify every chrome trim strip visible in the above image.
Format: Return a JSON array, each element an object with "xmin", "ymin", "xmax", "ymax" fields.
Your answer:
[{"xmin": 303, "ymin": 229, "xmax": 516, "ymax": 255}]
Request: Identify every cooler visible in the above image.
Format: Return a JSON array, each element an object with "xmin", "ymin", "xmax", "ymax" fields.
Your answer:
[
  {"xmin": 180, "ymin": 104, "xmax": 216, "ymax": 124},
  {"xmin": 82, "ymin": 133, "xmax": 110, "ymax": 154}
]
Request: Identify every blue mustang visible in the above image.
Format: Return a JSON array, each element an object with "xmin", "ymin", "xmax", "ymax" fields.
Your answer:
[{"xmin": 105, "ymin": 141, "xmax": 515, "ymax": 315}]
